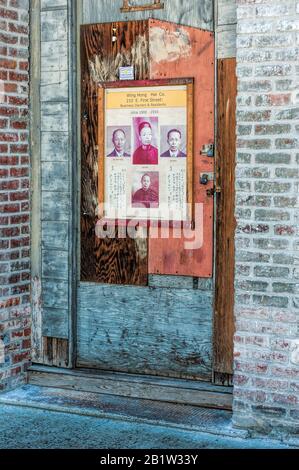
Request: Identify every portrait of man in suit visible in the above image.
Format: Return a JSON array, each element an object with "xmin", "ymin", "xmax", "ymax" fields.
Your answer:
[
  {"xmin": 132, "ymin": 172, "xmax": 159, "ymax": 209},
  {"xmin": 160, "ymin": 128, "xmax": 186, "ymax": 158},
  {"xmin": 107, "ymin": 128, "xmax": 131, "ymax": 157}
]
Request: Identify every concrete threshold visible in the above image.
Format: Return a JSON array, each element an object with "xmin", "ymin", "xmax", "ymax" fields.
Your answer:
[{"xmin": 0, "ymin": 384, "xmax": 247, "ymax": 440}]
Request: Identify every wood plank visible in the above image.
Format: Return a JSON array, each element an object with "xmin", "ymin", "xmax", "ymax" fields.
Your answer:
[
  {"xmin": 30, "ymin": 0, "xmax": 43, "ymax": 364},
  {"xmin": 42, "ymin": 191, "xmax": 70, "ymax": 221},
  {"xmin": 42, "ymin": 308, "xmax": 69, "ymax": 338},
  {"xmin": 41, "ymin": 102, "xmax": 69, "ymax": 132},
  {"xmin": 42, "ymin": 338, "xmax": 69, "ymax": 367},
  {"xmin": 38, "ymin": 0, "xmax": 73, "ymax": 362},
  {"xmin": 42, "ymin": 280, "xmax": 69, "ymax": 308},
  {"xmin": 41, "ymin": 0, "xmax": 67, "ymax": 9},
  {"xmin": 42, "ymin": 221, "xmax": 69, "ymax": 250},
  {"xmin": 217, "ymin": 25, "xmax": 236, "ymax": 59},
  {"xmin": 213, "ymin": 58, "xmax": 237, "ymax": 376},
  {"xmin": 150, "ymin": 277, "xmax": 214, "ymax": 291},
  {"xmin": 77, "ymin": 283, "xmax": 213, "ymax": 380},
  {"xmin": 41, "ymin": 162, "xmax": 69, "ymax": 191},
  {"xmin": 41, "ymin": 9, "xmax": 68, "ymax": 42},
  {"xmin": 42, "ymin": 249, "xmax": 69, "ymax": 280},
  {"xmin": 28, "ymin": 365, "xmax": 233, "ymax": 410},
  {"xmin": 217, "ymin": 0, "xmax": 237, "ymax": 26},
  {"xmin": 196, "ymin": 278, "xmax": 213, "ymax": 291},
  {"xmin": 41, "ymin": 70, "xmax": 68, "ymax": 102},
  {"xmin": 82, "ymin": 0, "xmax": 213, "ymax": 31},
  {"xmin": 29, "ymin": 364, "xmax": 231, "ymax": 393},
  {"xmin": 80, "ymin": 21, "xmax": 149, "ymax": 285},
  {"xmin": 41, "ymin": 132, "xmax": 69, "ymax": 161},
  {"xmin": 41, "ymin": 41, "xmax": 68, "ymax": 72},
  {"xmin": 148, "ymin": 20, "xmax": 215, "ymax": 277},
  {"xmin": 148, "ymin": 275, "xmax": 195, "ymax": 289}
]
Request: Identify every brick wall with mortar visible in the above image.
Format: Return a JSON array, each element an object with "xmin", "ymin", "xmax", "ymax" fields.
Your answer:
[
  {"xmin": 233, "ymin": 0, "xmax": 299, "ymax": 435},
  {"xmin": 0, "ymin": 0, "xmax": 30, "ymax": 391}
]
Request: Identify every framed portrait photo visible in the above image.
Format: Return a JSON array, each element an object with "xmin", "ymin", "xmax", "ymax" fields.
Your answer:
[{"xmin": 98, "ymin": 78, "xmax": 194, "ymax": 226}]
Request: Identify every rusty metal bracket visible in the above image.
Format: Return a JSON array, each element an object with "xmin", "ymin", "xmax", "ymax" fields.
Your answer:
[{"xmin": 121, "ymin": 0, "xmax": 164, "ymax": 13}]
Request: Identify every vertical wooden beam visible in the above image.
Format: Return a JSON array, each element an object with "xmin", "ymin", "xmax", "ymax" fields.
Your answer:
[
  {"xmin": 30, "ymin": 0, "xmax": 43, "ymax": 363},
  {"xmin": 213, "ymin": 58, "xmax": 237, "ymax": 382},
  {"xmin": 67, "ymin": 0, "xmax": 80, "ymax": 368}
]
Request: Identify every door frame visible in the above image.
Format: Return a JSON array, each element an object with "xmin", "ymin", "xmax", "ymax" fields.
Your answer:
[{"xmin": 38, "ymin": 0, "xmax": 236, "ymax": 382}]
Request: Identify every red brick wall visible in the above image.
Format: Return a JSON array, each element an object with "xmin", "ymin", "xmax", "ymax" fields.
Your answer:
[{"xmin": 0, "ymin": 0, "xmax": 31, "ymax": 391}]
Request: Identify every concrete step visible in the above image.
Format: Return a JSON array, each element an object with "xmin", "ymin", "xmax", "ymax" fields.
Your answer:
[
  {"xmin": 28, "ymin": 365, "xmax": 233, "ymax": 410},
  {"xmin": 0, "ymin": 384, "xmax": 246, "ymax": 439}
]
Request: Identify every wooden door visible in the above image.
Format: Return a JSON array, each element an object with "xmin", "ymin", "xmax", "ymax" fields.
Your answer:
[{"xmin": 77, "ymin": 20, "xmax": 215, "ymax": 381}]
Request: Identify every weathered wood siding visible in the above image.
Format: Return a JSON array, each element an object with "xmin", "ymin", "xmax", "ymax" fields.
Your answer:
[
  {"xmin": 40, "ymin": 0, "xmax": 71, "ymax": 341},
  {"xmin": 77, "ymin": 283, "xmax": 213, "ymax": 380},
  {"xmin": 31, "ymin": 0, "xmax": 74, "ymax": 365},
  {"xmin": 82, "ymin": 0, "xmax": 214, "ymax": 31},
  {"xmin": 216, "ymin": 0, "xmax": 236, "ymax": 59}
]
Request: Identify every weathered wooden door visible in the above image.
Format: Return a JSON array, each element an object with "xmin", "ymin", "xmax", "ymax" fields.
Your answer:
[{"xmin": 77, "ymin": 6, "xmax": 215, "ymax": 381}]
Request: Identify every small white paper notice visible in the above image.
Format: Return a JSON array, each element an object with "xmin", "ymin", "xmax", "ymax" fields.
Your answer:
[{"xmin": 119, "ymin": 66, "xmax": 134, "ymax": 81}]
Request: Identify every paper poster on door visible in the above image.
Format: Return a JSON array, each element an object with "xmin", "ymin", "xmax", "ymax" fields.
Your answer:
[{"xmin": 98, "ymin": 79, "xmax": 194, "ymax": 224}]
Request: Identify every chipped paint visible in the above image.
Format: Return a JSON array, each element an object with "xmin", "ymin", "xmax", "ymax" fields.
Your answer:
[
  {"xmin": 31, "ymin": 276, "xmax": 42, "ymax": 363},
  {"xmin": 89, "ymin": 35, "xmax": 148, "ymax": 83},
  {"xmin": 149, "ymin": 26, "xmax": 192, "ymax": 64}
]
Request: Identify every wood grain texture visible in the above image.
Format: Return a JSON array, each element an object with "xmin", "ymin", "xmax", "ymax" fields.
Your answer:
[
  {"xmin": 213, "ymin": 58, "xmax": 237, "ymax": 376},
  {"xmin": 42, "ymin": 337, "xmax": 69, "ymax": 367},
  {"xmin": 80, "ymin": 21, "xmax": 149, "ymax": 285},
  {"xmin": 28, "ymin": 365, "xmax": 233, "ymax": 409},
  {"xmin": 77, "ymin": 283, "xmax": 212, "ymax": 380},
  {"xmin": 148, "ymin": 20, "xmax": 215, "ymax": 277},
  {"xmin": 30, "ymin": 0, "xmax": 43, "ymax": 364}
]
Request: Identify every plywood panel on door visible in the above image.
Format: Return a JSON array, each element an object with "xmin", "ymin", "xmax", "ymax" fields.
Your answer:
[
  {"xmin": 77, "ymin": 283, "xmax": 213, "ymax": 380},
  {"xmin": 80, "ymin": 21, "xmax": 149, "ymax": 285}
]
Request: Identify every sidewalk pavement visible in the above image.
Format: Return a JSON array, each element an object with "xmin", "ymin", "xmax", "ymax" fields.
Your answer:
[{"xmin": 0, "ymin": 385, "xmax": 298, "ymax": 449}]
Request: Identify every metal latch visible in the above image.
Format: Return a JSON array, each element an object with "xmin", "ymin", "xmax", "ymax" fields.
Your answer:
[
  {"xmin": 206, "ymin": 186, "xmax": 221, "ymax": 197},
  {"xmin": 200, "ymin": 143, "xmax": 214, "ymax": 157}
]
